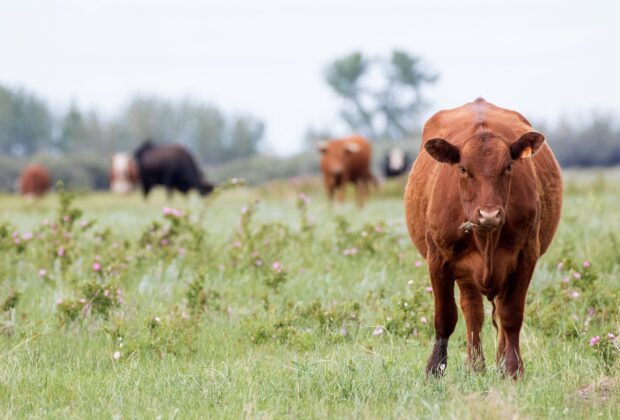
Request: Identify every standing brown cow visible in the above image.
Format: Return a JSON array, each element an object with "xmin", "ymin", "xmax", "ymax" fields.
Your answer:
[
  {"xmin": 317, "ymin": 135, "xmax": 375, "ymax": 207},
  {"xmin": 405, "ymin": 98, "xmax": 562, "ymax": 378},
  {"xmin": 19, "ymin": 164, "xmax": 51, "ymax": 198}
]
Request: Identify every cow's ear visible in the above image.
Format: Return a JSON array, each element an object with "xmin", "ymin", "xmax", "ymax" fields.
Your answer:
[
  {"xmin": 344, "ymin": 142, "xmax": 361, "ymax": 154},
  {"xmin": 511, "ymin": 132, "xmax": 545, "ymax": 160},
  {"xmin": 316, "ymin": 141, "xmax": 328, "ymax": 154},
  {"xmin": 424, "ymin": 138, "xmax": 460, "ymax": 164}
]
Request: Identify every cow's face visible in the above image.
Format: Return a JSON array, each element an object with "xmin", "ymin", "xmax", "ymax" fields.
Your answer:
[
  {"xmin": 317, "ymin": 140, "xmax": 360, "ymax": 186},
  {"xmin": 424, "ymin": 131, "xmax": 545, "ymax": 231}
]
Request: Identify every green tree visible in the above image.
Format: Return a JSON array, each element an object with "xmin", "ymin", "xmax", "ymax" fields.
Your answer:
[
  {"xmin": 0, "ymin": 84, "xmax": 52, "ymax": 156},
  {"xmin": 325, "ymin": 50, "xmax": 438, "ymax": 140}
]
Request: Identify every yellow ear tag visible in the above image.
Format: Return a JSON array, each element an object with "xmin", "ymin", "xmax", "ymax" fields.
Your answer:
[{"xmin": 520, "ymin": 146, "xmax": 532, "ymax": 159}]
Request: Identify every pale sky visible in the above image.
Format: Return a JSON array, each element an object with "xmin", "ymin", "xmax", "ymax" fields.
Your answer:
[{"xmin": 1, "ymin": 0, "xmax": 618, "ymax": 155}]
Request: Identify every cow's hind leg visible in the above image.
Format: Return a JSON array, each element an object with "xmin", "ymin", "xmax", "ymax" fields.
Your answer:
[
  {"xmin": 355, "ymin": 179, "xmax": 368, "ymax": 208},
  {"xmin": 426, "ymin": 238, "xmax": 458, "ymax": 376},
  {"xmin": 457, "ymin": 280, "xmax": 485, "ymax": 372}
]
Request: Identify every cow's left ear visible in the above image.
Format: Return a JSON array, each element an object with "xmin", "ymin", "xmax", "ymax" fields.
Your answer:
[
  {"xmin": 345, "ymin": 142, "xmax": 361, "ymax": 154},
  {"xmin": 510, "ymin": 132, "xmax": 545, "ymax": 160}
]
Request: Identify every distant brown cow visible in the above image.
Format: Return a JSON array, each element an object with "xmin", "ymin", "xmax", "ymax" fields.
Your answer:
[
  {"xmin": 110, "ymin": 153, "xmax": 140, "ymax": 194},
  {"xmin": 19, "ymin": 164, "xmax": 51, "ymax": 198},
  {"xmin": 317, "ymin": 135, "xmax": 375, "ymax": 207},
  {"xmin": 405, "ymin": 98, "xmax": 562, "ymax": 378}
]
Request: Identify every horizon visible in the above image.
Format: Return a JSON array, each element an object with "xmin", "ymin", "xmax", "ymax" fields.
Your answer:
[{"xmin": 1, "ymin": 0, "xmax": 618, "ymax": 156}]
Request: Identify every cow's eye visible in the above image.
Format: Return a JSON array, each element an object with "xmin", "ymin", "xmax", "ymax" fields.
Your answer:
[
  {"xmin": 458, "ymin": 166, "xmax": 468, "ymax": 176},
  {"xmin": 503, "ymin": 164, "xmax": 513, "ymax": 175}
]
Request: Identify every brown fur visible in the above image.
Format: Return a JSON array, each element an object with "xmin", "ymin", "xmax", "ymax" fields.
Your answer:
[
  {"xmin": 19, "ymin": 164, "xmax": 51, "ymax": 198},
  {"xmin": 404, "ymin": 98, "xmax": 562, "ymax": 378},
  {"xmin": 319, "ymin": 135, "xmax": 375, "ymax": 207}
]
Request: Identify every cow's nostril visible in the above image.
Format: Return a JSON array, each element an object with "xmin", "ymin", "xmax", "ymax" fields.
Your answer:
[{"xmin": 479, "ymin": 209, "xmax": 500, "ymax": 220}]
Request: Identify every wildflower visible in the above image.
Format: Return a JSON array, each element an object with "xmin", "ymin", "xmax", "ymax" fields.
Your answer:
[
  {"xmin": 116, "ymin": 288, "xmax": 124, "ymax": 305},
  {"xmin": 178, "ymin": 247, "xmax": 186, "ymax": 255},
  {"xmin": 233, "ymin": 241, "xmax": 242, "ymax": 248},
  {"xmin": 372, "ymin": 326, "xmax": 384, "ymax": 336},
  {"xmin": 79, "ymin": 298, "xmax": 87, "ymax": 304},
  {"xmin": 415, "ymin": 260, "xmax": 423, "ymax": 268},
  {"xmin": 583, "ymin": 260, "xmax": 591, "ymax": 268},
  {"xmin": 162, "ymin": 207, "xmax": 172, "ymax": 215},
  {"xmin": 343, "ymin": 247, "xmax": 358, "ymax": 256},
  {"xmin": 298, "ymin": 192, "xmax": 311, "ymax": 206},
  {"xmin": 57, "ymin": 246, "xmax": 65, "ymax": 257},
  {"xmin": 374, "ymin": 225, "xmax": 383, "ymax": 233},
  {"xmin": 13, "ymin": 238, "xmax": 20, "ymax": 245},
  {"xmin": 103, "ymin": 289, "xmax": 110, "ymax": 297},
  {"xmin": 573, "ymin": 272, "xmax": 581, "ymax": 280},
  {"xmin": 339, "ymin": 328, "xmax": 348, "ymax": 337},
  {"xmin": 420, "ymin": 316, "xmax": 428, "ymax": 324},
  {"xmin": 154, "ymin": 316, "xmax": 161, "ymax": 324},
  {"xmin": 93, "ymin": 262, "xmax": 101, "ymax": 272},
  {"xmin": 570, "ymin": 291, "xmax": 580, "ymax": 299},
  {"xmin": 80, "ymin": 220, "xmax": 88, "ymax": 228},
  {"xmin": 407, "ymin": 280, "xmax": 414, "ymax": 286},
  {"xmin": 255, "ymin": 259, "xmax": 263, "ymax": 267},
  {"xmin": 38, "ymin": 269, "xmax": 47, "ymax": 277},
  {"xmin": 562, "ymin": 276, "xmax": 570, "ymax": 283},
  {"xmin": 63, "ymin": 215, "xmax": 70, "ymax": 222},
  {"xmin": 426, "ymin": 286, "xmax": 433, "ymax": 293},
  {"xmin": 557, "ymin": 261, "xmax": 564, "ymax": 271},
  {"xmin": 160, "ymin": 239, "xmax": 169, "ymax": 246},
  {"xmin": 113, "ymin": 351, "xmax": 121, "ymax": 360},
  {"xmin": 272, "ymin": 261, "xmax": 283, "ymax": 273},
  {"xmin": 241, "ymin": 206, "xmax": 248, "ymax": 214},
  {"xmin": 589, "ymin": 335, "xmax": 601, "ymax": 346},
  {"xmin": 22, "ymin": 232, "xmax": 33, "ymax": 241},
  {"xmin": 55, "ymin": 297, "xmax": 63, "ymax": 305},
  {"xmin": 608, "ymin": 333, "xmax": 616, "ymax": 340}
]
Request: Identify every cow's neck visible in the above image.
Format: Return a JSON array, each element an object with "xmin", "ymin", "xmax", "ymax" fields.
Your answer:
[{"xmin": 473, "ymin": 228, "xmax": 501, "ymax": 295}]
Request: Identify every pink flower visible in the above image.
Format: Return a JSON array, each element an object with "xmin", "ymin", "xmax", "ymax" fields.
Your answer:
[
  {"xmin": 13, "ymin": 238, "xmax": 20, "ymax": 245},
  {"xmin": 372, "ymin": 326, "xmax": 384, "ymax": 336},
  {"xmin": 241, "ymin": 206, "xmax": 248, "ymax": 214},
  {"xmin": 573, "ymin": 272, "xmax": 581, "ymax": 280},
  {"xmin": 425, "ymin": 286, "xmax": 433, "ymax": 293},
  {"xmin": 255, "ymin": 259, "xmax": 263, "ymax": 267},
  {"xmin": 339, "ymin": 328, "xmax": 348, "ymax": 337},
  {"xmin": 233, "ymin": 241, "xmax": 242, "ymax": 248},
  {"xmin": 562, "ymin": 276, "xmax": 570, "ymax": 283},
  {"xmin": 93, "ymin": 262, "xmax": 101, "ymax": 272},
  {"xmin": 272, "ymin": 261, "xmax": 283, "ymax": 273},
  {"xmin": 178, "ymin": 247, "xmax": 186, "ymax": 255},
  {"xmin": 589, "ymin": 335, "xmax": 601, "ymax": 346},
  {"xmin": 95, "ymin": 255, "xmax": 101, "ymax": 261},
  {"xmin": 582, "ymin": 261, "xmax": 591, "ymax": 268},
  {"xmin": 22, "ymin": 232, "xmax": 33, "ymax": 241},
  {"xmin": 415, "ymin": 260, "xmax": 423, "ymax": 267},
  {"xmin": 420, "ymin": 316, "xmax": 428, "ymax": 324},
  {"xmin": 55, "ymin": 297, "xmax": 63, "ymax": 305},
  {"xmin": 113, "ymin": 351, "xmax": 121, "ymax": 360},
  {"xmin": 343, "ymin": 247, "xmax": 358, "ymax": 256},
  {"xmin": 38, "ymin": 269, "xmax": 47, "ymax": 277},
  {"xmin": 162, "ymin": 207, "xmax": 172, "ymax": 215},
  {"xmin": 103, "ymin": 289, "xmax": 110, "ymax": 297},
  {"xmin": 557, "ymin": 261, "xmax": 564, "ymax": 271},
  {"xmin": 57, "ymin": 246, "xmax": 65, "ymax": 257},
  {"xmin": 570, "ymin": 291, "xmax": 580, "ymax": 299},
  {"xmin": 63, "ymin": 215, "xmax": 70, "ymax": 222},
  {"xmin": 160, "ymin": 239, "xmax": 169, "ymax": 246},
  {"xmin": 298, "ymin": 193, "xmax": 311, "ymax": 205},
  {"xmin": 608, "ymin": 333, "xmax": 616, "ymax": 340}
]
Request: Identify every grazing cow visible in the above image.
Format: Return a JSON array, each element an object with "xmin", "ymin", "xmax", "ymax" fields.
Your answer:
[
  {"xmin": 109, "ymin": 153, "xmax": 139, "ymax": 194},
  {"xmin": 134, "ymin": 140, "xmax": 214, "ymax": 198},
  {"xmin": 317, "ymin": 135, "xmax": 375, "ymax": 207},
  {"xmin": 19, "ymin": 164, "xmax": 51, "ymax": 198},
  {"xmin": 383, "ymin": 147, "xmax": 411, "ymax": 178},
  {"xmin": 404, "ymin": 98, "xmax": 562, "ymax": 378}
]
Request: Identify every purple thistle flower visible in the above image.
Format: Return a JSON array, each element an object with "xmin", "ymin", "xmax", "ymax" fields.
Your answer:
[{"xmin": 589, "ymin": 335, "xmax": 601, "ymax": 346}]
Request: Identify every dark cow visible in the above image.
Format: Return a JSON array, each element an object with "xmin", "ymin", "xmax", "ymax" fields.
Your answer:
[
  {"xmin": 404, "ymin": 98, "xmax": 562, "ymax": 378},
  {"xmin": 383, "ymin": 147, "xmax": 411, "ymax": 178},
  {"xmin": 134, "ymin": 141, "xmax": 214, "ymax": 198},
  {"xmin": 317, "ymin": 135, "xmax": 375, "ymax": 207},
  {"xmin": 19, "ymin": 164, "xmax": 51, "ymax": 198}
]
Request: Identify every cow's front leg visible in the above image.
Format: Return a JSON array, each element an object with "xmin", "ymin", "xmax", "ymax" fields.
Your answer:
[
  {"xmin": 496, "ymin": 251, "xmax": 537, "ymax": 378},
  {"xmin": 457, "ymin": 279, "xmax": 485, "ymax": 372},
  {"xmin": 425, "ymin": 240, "xmax": 458, "ymax": 376}
]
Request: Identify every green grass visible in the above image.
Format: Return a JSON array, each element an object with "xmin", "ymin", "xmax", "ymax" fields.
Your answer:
[{"xmin": 1, "ymin": 171, "xmax": 619, "ymax": 419}]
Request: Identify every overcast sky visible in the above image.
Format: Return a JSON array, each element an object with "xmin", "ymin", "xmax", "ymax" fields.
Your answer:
[{"xmin": 1, "ymin": 0, "xmax": 618, "ymax": 155}]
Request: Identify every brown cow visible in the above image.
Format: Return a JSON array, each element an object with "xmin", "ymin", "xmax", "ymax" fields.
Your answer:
[
  {"xmin": 19, "ymin": 164, "xmax": 51, "ymax": 198},
  {"xmin": 405, "ymin": 98, "xmax": 562, "ymax": 378},
  {"xmin": 317, "ymin": 135, "xmax": 375, "ymax": 207}
]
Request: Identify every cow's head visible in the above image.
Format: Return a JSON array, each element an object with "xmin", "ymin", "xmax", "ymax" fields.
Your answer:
[
  {"xmin": 199, "ymin": 181, "xmax": 215, "ymax": 196},
  {"xmin": 424, "ymin": 131, "xmax": 545, "ymax": 231},
  {"xmin": 317, "ymin": 140, "xmax": 361, "ymax": 186}
]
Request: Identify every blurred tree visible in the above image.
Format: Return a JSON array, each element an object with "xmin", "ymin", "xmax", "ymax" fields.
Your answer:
[
  {"xmin": 325, "ymin": 50, "xmax": 438, "ymax": 140},
  {"xmin": 0, "ymin": 85, "xmax": 52, "ymax": 156}
]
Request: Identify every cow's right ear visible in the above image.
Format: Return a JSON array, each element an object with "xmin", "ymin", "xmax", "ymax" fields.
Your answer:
[
  {"xmin": 424, "ymin": 138, "xmax": 460, "ymax": 164},
  {"xmin": 316, "ymin": 141, "xmax": 328, "ymax": 154}
]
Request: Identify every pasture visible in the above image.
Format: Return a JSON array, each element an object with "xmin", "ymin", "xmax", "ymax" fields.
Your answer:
[{"xmin": 1, "ymin": 170, "xmax": 619, "ymax": 419}]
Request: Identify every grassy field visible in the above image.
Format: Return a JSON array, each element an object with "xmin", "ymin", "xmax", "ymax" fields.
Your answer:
[{"xmin": 1, "ymin": 170, "xmax": 619, "ymax": 419}]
